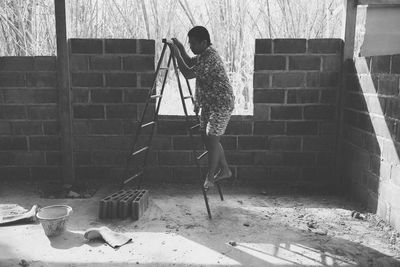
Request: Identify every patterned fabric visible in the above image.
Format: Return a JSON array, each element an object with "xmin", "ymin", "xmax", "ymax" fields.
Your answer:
[
  {"xmin": 192, "ymin": 46, "xmax": 235, "ymax": 113},
  {"xmin": 200, "ymin": 107, "xmax": 232, "ymax": 136}
]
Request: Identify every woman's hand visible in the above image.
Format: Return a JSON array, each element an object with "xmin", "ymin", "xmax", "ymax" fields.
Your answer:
[{"xmin": 172, "ymin": 38, "xmax": 184, "ymax": 50}]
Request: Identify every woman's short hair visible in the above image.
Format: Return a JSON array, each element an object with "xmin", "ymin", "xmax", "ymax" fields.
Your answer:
[{"xmin": 188, "ymin": 26, "xmax": 211, "ymax": 45}]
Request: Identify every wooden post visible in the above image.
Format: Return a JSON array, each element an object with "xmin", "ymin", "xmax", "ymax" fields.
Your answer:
[
  {"xmin": 55, "ymin": 0, "xmax": 75, "ymax": 184},
  {"xmin": 335, "ymin": 0, "xmax": 358, "ymax": 191}
]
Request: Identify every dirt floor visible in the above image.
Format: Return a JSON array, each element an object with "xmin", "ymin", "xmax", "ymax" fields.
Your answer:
[{"xmin": 1, "ymin": 181, "xmax": 400, "ymax": 267}]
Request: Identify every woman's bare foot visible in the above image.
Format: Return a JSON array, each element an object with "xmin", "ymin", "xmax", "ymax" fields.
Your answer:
[
  {"xmin": 203, "ymin": 177, "xmax": 215, "ymax": 191},
  {"xmin": 214, "ymin": 168, "xmax": 232, "ymax": 182}
]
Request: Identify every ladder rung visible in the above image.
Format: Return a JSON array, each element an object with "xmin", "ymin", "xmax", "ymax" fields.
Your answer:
[
  {"xmin": 151, "ymin": 94, "xmax": 162, "ymax": 99},
  {"xmin": 183, "ymin": 95, "xmax": 193, "ymax": 99},
  {"xmin": 141, "ymin": 121, "xmax": 156, "ymax": 128},
  {"xmin": 123, "ymin": 171, "xmax": 143, "ymax": 184},
  {"xmin": 197, "ymin": 151, "xmax": 208, "ymax": 160},
  {"xmin": 190, "ymin": 124, "xmax": 200, "ymax": 130},
  {"xmin": 132, "ymin": 147, "xmax": 149, "ymax": 156}
]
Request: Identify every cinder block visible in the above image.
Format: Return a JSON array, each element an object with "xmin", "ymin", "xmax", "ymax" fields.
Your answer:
[
  {"xmin": 385, "ymin": 98, "xmax": 400, "ymax": 119},
  {"xmin": 320, "ymin": 90, "xmax": 337, "ymax": 104},
  {"xmin": 253, "ymin": 104, "xmax": 270, "ymax": 121},
  {"xmin": 253, "ymin": 121, "xmax": 285, "ymax": 135},
  {"xmin": 74, "ymin": 151, "xmax": 91, "ymax": 165},
  {"xmin": 124, "ymin": 89, "xmax": 150, "ymax": 103},
  {"xmin": 322, "ymin": 55, "xmax": 341, "ymax": 71},
  {"xmin": 156, "ymin": 120, "xmax": 187, "ymax": 135},
  {"xmin": 0, "ymin": 167, "xmax": 30, "ymax": 179},
  {"xmin": 289, "ymin": 56, "xmax": 321, "ymax": 71},
  {"xmin": 287, "ymin": 89, "xmax": 319, "ymax": 104},
  {"xmin": 132, "ymin": 190, "xmax": 149, "ymax": 220},
  {"xmin": 306, "ymin": 72, "xmax": 339, "ymax": 87},
  {"xmin": 26, "ymin": 72, "xmax": 56, "ymax": 87},
  {"xmin": 105, "ymin": 73, "xmax": 137, "ymax": 87},
  {"xmin": 158, "ymin": 151, "xmax": 191, "ymax": 165},
  {"xmin": 123, "ymin": 56, "xmax": 154, "ymax": 71},
  {"xmin": 72, "ymin": 88, "xmax": 89, "ymax": 103},
  {"xmin": 31, "ymin": 166, "xmax": 61, "ymax": 180},
  {"xmin": 72, "ymin": 73, "xmax": 103, "ymax": 87},
  {"xmin": 137, "ymin": 39, "xmax": 155, "ymax": 55},
  {"xmin": 226, "ymin": 151, "xmax": 253, "ymax": 165},
  {"xmin": 274, "ymin": 39, "xmax": 306, "ymax": 54},
  {"xmin": 269, "ymin": 136, "xmax": 301, "ymax": 151},
  {"xmin": 90, "ymin": 120, "xmax": 123, "ymax": 135},
  {"xmin": 270, "ymin": 167, "xmax": 299, "ymax": 181},
  {"xmin": 283, "ymin": 152, "xmax": 315, "ymax": 166},
  {"xmin": 253, "ymin": 73, "xmax": 270, "ymax": 89},
  {"xmin": 70, "ymin": 55, "xmax": 89, "ymax": 71},
  {"xmin": 254, "ymin": 55, "xmax": 286, "ymax": 71},
  {"xmin": 102, "ymin": 136, "xmax": 132, "ymax": 150},
  {"xmin": 70, "ymin": 39, "xmax": 103, "ymax": 54},
  {"xmin": 254, "ymin": 89, "xmax": 285, "ymax": 103},
  {"xmin": 255, "ymin": 39, "xmax": 272, "ymax": 54},
  {"xmin": 0, "ymin": 57, "xmax": 33, "ymax": 71},
  {"xmin": 225, "ymin": 121, "xmax": 253, "ymax": 135},
  {"xmin": 13, "ymin": 121, "xmax": 43, "ymax": 135},
  {"xmin": 378, "ymin": 74, "xmax": 399, "ymax": 96},
  {"xmin": 4, "ymin": 89, "xmax": 56, "ymax": 104},
  {"xmin": 172, "ymin": 136, "xmax": 204, "ymax": 150},
  {"xmin": 0, "ymin": 105, "xmax": 26, "ymax": 119},
  {"xmin": 29, "ymin": 136, "xmax": 60, "ymax": 151},
  {"xmin": 118, "ymin": 190, "xmax": 140, "ymax": 219},
  {"xmin": 370, "ymin": 56, "xmax": 391, "ymax": 74},
  {"xmin": 304, "ymin": 105, "xmax": 335, "ymax": 120},
  {"xmin": 98, "ymin": 190, "xmax": 129, "ymax": 219},
  {"xmin": 105, "ymin": 39, "xmax": 136, "ymax": 54},
  {"xmin": 74, "ymin": 105, "xmax": 105, "ymax": 119},
  {"xmin": 0, "ymin": 73, "xmax": 25, "ymax": 87},
  {"xmin": 28, "ymin": 106, "xmax": 57, "ymax": 120},
  {"xmin": 303, "ymin": 136, "xmax": 335, "ymax": 151},
  {"xmin": 392, "ymin": 55, "xmax": 400, "ymax": 74},
  {"xmin": 0, "ymin": 137, "xmax": 28, "ymax": 150},
  {"xmin": 34, "ymin": 56, "xmax": 56, "ymax": 71},
  {"xmin": 237, "ymin": 136, "xmax": 267, "ymax": 150},
  {"xmin": 137, "ymin": 73, "xmax": 155, "ymax": 88},
  {"xmin": 254, "ymin": 151, "xmax": 284, "ymax": 166},
  {"xmin": 172, "ymin": 167, "xmax": 202, "ymax": 182},
  {"xmin": 272, "ymin": 72, "xmax": 305, "ymax": 88},
  {"xmin": 46, "ymin": 151, "xmax": 62, "ymax": 165},
  {"xmin": 0, "ymin": 121, "xmax": 12, "ymax": 134},
  {"xmin": 13, "ymin": 151, "xmax": 44, "ymax": 165},
  {"xmin": 106, "ymin": 104, "xmax": 137, "ymax": 119},
  {"xmin": 237, "ymin": 167, "xmax": 267, "ymax": 181},
  {"xmin": 89, "ymin": 56, "xmax": 121, "ymax": 71},
  {"xmin": 220, "ymin": 136, "xmax": 238, "ymax": 150},
  {"xmin": 92, "ymin": 151, "xmax": 126, "ymax": 165},
  {"xmin": 270, "ymin": 106, "xmax": 302, "ymax": 120},
  {"xmin": 307, "ymin": 39, "xmax": 343, "ymax": 54},
  {"xmin": 91, "ymin": 89, "xmax": 123, "ymax": 103},
  {"xmin": 286, "ymin": 121, "xmax": 318, "ymax": 135},
  {"xmin": 0, "ymin": 152, "xmax": 14, "ymax": 166}
]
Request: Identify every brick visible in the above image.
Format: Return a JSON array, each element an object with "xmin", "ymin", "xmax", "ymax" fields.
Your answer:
[
  {"xmin": 4, "ymin": 89, "xmax": 57, "ymax": 104},
  {"xmin": 70, "ymin": 55, "xmax": 89, "ymax": 71},
  {"xmin": 137, "ymin": 39, "xmax": 155, "ymax": 54},
  {"xmin": 92, "ymin": 151, "xmax": 125, "ymax": 165},
  {"xmin": 303, "ymin": 136, "xmax": 335, "ymax": 151},
  {"xmin": 270, "ymin": 106, "xmax": 302, "ymax": 120},
  {"xmin": 138, "ymin": 72, "xmax": 155, "ymax": 88},
  {"xmin": 308, "ymin": 39, "xmax": 343, "ymax": 54},
  {"xmin": 253, "ymin": 104, "xmax": 270, "ymax": 121},
  {"xmin": 123, "ymin": 56, "xmax": 154, "ymax": 71},
  {"xmin": 31, "ymin": 167, "xmax": 61, "ymax": 180},
  {"xmin": 124, "ymin": 89, "xmax": 149, "ymax": 103},
  {"xmin": 74, "ymin": 136, "xmax": 104, "ymax": 150},
  {"xmin": 385, "ymin": 98, "xmax": 400, "ymax": 119},
  {"xmin": 70, "ymin": 39, "xmax": 103, "ymax": 54},
  {"xmin": 345, "ymin": 92, "xmax": 366, "ymax": 111},
  {"xmin": 30, "ymin": 136, "xmax": 60, "ymax": 151},
  {"xmin": 238, "ymin": 136, "xmax": 267, "ymax": 150},
  {"xmin": 172, "ymin": 136, "xmax": 202, "ymax": 150},
  {"xmin": 378, "ymin": 74, "xmax": 399, "ymax": 96},
  {"xmin": 89, "ymin": 56, "xmax": 121, "ymax": 71},
  {"xmin": 0, "ymin": 137, "xmax": 27, "ymax": 150},
  {"xmin": 254, "ymin": 89, "xmax": 284, "ymax": 103},
  {"xmin": 91, "ymin": 89, "xmax": 123, "ymax": 103},
  {"xmin": 286, "ymin": 121, "xmax": 318, "ymax": 135},
  {"xmin": 156, "ymin": 120, "xmax": 187, "ymax": 135},
  {"xmin": 253, "ymin": 73, "xmax": 270, "ymax": 89},
  {"xmin": 225, "ymin": 121, "xmax": 253, "ymax": 135},
  {"xmin": 72, "ymin": 73, "xmax": 103, "ymax": 87},
  {"xmin": 0, "ymin": 121, "xmax": 12, "ymax": 134},
  {"xmin": 90, "ymin": 120, "xmax": 123, "ymax": 134},
  {"xmin": 0, "ymin": 73, "xmax": 25, "ymax": 87},
  {"xmin": 283, "ymin": 152, "xmax": 315, "ymax": 166},
  {"xmin": 72, "ymin": 88, "xmax": 89, "ymax": 103},
  {"xmin": 304, "ymin": 105, "xmax": 335, "ymax": 120},
  {"xmin": 392, "ymin": 55, "xmax": 400, "ymax": 74},
  {"xmin": 255, "ymin": 39, "xmax": 272, "ymax": 54},
  {"xmin": 34, "ymin": 57, "xmax": 56, "ymax": 71},
  {"xmin": 254, "ymin": 151, "xmax": 284, "ymax": 166},
  {"xmin": 13, "ymin": 121, "xmax": 43, "ymax": 135},
  {"xmin": 272, "ymin": 72, "xmax": 305, "ymax": 88},
  {"xmin": 0, "ymin": 57, "xmax": 33, "ymax": 71},
  {"xmin": 105, "ymin": 73, "xmax": 136, "ymax": 87},
  {"xmin": 147, "ymin": 136, "xmax": 172, "ymax": 150},
  {"xmin": 0, "ymin": 152, "xmax": 14, "ymax": 165},
  {"xmin": 370, "ymin": 55, "xmax": 391, "ymax": 74},
  {"xmin": 220, "ymin": 136, "xmax": 237, "ymax": 150},
  {"xmin": 322, "ymin": 55, "xmax": 341, "ymax": 71},
  {"xmin": 269, "ymin": 136, "xmax": 301, "ymax": 151},
  {"xmin": 105, "ymin": 39, "xmax": 136, "ymax": 54},
  {"xmin": 289, "ymin": 56, "xmax": 321, "ymax": 70},
  {"xmin": 28, "ymin": 106, "xmax": 57, "ymax": 120},
  {"xmin": 43, "ymin": 121, "xmax": 59, "ymax": 135},
  {"xmin": 306, "ymin": 72, "xmax": 339, "ymax": 87},
  {"xmin": 0, "ymin": 105, "xmax": 26, "ymax": 119},
  {"xmin": 74, "ymin": 105, "xmax": 104, "ymax": 119},
  {"xmin": 319, "ymin": 122, "xmax": 336, "ymax": 135},
  {"xmin": 158, "ymin": 151, "xmax": 191, "ymax": 165},
  {"xmin": 287, "ymin": 89, "xmax": 319, "ymax": 104},
  {"xmin": 137, "ymin": 103, "xmax": 155, "ymax": 122},
  {"xmin": 253, "ymin": 122, "xmax": 285, "ymax": 135},
  {"xmin": 274, "ymin": 39, "xmax": 306, "ymax": 53},
  {"xmin": 226, "ymin": 151, "xmax": 253, "ymax": 165},
  {"xmin": 14, "ymin": 151, "xmax": 45, "ymax": 165},
  {"xmin": 254, "ymin": 55, "xmax": 286, "ymax": 70},
  {"xmin": 26, "ymin": 72, "xmax": 56, "ymax": 87},
  {"xmin": 320, "ymin": 90, "xmax": 337, "ymax": 104},
  {"xmin": 106, "ymin": 104, "xmax": 137, "ymax": 119}
]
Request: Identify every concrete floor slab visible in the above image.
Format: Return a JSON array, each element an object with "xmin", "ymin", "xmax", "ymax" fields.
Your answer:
[{"xmin": 0, "ymin": 182, "xmax": 400, "ymax": 266}]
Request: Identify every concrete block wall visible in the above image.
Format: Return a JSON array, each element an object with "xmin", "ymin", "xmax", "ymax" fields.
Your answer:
[
  {"xmin": 251, "ymin": 39, "xmax": 342, "ymax": 188},
  {"xmin": 0, "ymin": 57, "xmax": 60, "ymax": 180},
  {"xmin": 343, "ymin": 55, "xmax": 400, "ymax": 230}
]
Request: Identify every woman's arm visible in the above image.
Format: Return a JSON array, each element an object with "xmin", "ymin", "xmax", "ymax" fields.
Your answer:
[
  {"xmin": 169, "ymin": 43, "xmax": 196, "ymax": 80},
  {"xmin": 172, "ymin": 38, "xmax": 196, "ymax": 68}
]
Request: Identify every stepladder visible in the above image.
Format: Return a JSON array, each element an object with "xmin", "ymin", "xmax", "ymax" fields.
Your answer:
[{"xmin": 119, "ymin": 38, "xmax": 224, "ymax": 219}]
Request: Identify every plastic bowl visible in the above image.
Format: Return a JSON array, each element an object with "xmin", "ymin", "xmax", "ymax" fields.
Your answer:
[{"xmin": 36, "ymin": 205, "xmax": 73, "ymax": 237}]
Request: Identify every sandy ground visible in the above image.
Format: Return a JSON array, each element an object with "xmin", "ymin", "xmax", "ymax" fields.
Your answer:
[{"xmin": 0, "ymin": 181, "xmax": 400, "ymax": 267}]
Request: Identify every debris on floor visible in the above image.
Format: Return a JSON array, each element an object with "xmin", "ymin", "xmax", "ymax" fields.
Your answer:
[
  {"xmin": 0, "ymin": 204, "xmax": 38, "ymax": 225},
  {"xmin": 84, "ymin": 226, "xmax": 132, "ymax": 248}
]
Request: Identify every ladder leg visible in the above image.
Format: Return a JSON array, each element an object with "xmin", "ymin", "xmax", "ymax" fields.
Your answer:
[
  {"xmin": 216, "ymin": 183, "xmax": 224, "ymax": 201},
  {"xmin": 202, "ymin": 186, "xmax": 212, "ymax": 219}
]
